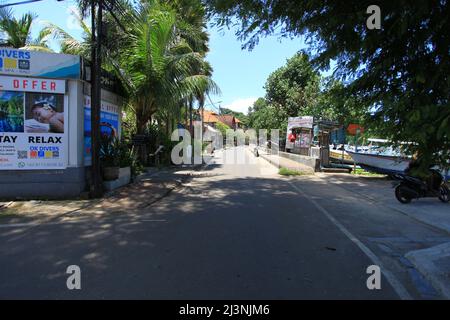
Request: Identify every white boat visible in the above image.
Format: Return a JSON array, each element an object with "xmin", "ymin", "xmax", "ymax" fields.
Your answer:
[{"xmin": 346, "ymin": 150, "xmax": 411, "ymax": 175}]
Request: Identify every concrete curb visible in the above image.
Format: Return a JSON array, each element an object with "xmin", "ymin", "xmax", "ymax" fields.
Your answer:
[
  {"xmin": 405, "ymin": 242, "xmax": 450, "ymax": 299},
  {"xmin": 259, "ymin": 152, "xmax": 315, "ymax": 174}
]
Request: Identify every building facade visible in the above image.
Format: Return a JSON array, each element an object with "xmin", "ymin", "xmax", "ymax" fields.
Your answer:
[{"xmin": 0, "ymin": 47, "xmax": 123, "ymax": 199}]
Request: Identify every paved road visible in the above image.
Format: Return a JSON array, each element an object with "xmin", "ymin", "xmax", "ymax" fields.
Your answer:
[{"xmin": 0, "ymin": 147, "xmax": 447, "ymax": 299}]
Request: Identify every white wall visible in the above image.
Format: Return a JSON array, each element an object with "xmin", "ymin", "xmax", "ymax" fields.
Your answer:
[{"xmin": 67, "ymin": 80, "xmax": 85, "ymax": 168}]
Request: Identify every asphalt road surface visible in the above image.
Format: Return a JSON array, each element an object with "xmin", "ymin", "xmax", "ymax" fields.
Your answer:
[{"xmin": 1, "ymin": 147, "xmax": 446, "ymax": 299}]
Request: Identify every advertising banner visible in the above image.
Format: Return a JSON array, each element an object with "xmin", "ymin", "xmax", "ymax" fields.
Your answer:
[
  {"xmin": 0, "ymin": 47, "xmax": 81, "ymax": 79},
  {"xmin": 286, "ymin": 116, "xmax": 314, "ymax": 150},
  {"xmin": 0, "ymin": 75, "xmax": 66, "ymax": 94},
  {"xmin": 83, "ymin": 95, "xmax": 120, "ymax": 166},
  {"xmin": 287, "ymin": 116, "xmax": 314, "ymax": 130},
  {"xmin": 0, "ymin": 76, "xmax": 67, "ymax": 170}
]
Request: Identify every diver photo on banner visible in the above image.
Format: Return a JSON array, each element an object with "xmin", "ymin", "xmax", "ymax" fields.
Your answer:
[{"xmin": 83, "ymin": 95, "xmax": 120, "ymax": 165}]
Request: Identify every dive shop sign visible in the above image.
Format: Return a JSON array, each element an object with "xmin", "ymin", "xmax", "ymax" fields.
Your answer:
[{"xmin": 0, "ymin": 47, "xmax": 81, "ymax": 79}]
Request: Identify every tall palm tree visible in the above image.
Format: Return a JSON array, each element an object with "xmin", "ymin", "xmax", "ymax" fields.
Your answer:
[
  {"xmin": 0, "ymin": 6, "xmax": 51, "ymax": 51},
  {"xmin": 44, "ymin": 0, "xmax": 219, "ymax": 145},
  {"xmin": 119, "ymin": 0, "xmax": 219, "ymax": 135},
  {"xmin": 42, "ymin": 8, "xmax": 91, "ymax": 57}
]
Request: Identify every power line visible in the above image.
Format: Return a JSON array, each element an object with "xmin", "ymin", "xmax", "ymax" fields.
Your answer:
[{"xmin": 0, "ymin": 0, "xmax": 49, "ymax": 9}]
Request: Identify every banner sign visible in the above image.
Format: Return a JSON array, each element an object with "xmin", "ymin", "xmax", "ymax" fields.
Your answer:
[
  {"xmin": 0, "ymin": 75, "xmax": 66, "ymax": 94},
  {"xmin": 83, "ymin": 95, "xmax": 120, "ymax": 166},
  {"xmin": 0, "ymin": 47, "xmax": 81, "ymax": 79},
  {"xmin": 287, "ymin": 116, "xmax": 314, "ymax": 130},
  {"xmin": 0, "ymin": 76, "xmax": 67, "ymax": 170}
]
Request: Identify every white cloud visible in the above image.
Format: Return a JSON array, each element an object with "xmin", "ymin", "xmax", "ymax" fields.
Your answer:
[
  {"xmin": 222, "ymin": 97, "xmax": 258, "ymax": 114},
  {"xmin": 66, "ymin": 6, "xmax": 83, "ymax": 31}
]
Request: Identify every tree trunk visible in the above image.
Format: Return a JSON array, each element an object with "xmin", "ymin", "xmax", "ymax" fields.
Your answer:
[
  {"xmin": 136, "ymin": 109, "xmax": 148, "ymax": 165},
  {"xmin": 199, "ymin": 94, "xmax": 205, "ymax": 145}
]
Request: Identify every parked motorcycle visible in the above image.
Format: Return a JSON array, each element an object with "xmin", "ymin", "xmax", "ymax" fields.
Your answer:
[{"xmin": 393, "ymin": 169, "xmax": 449, "ymax": 204}]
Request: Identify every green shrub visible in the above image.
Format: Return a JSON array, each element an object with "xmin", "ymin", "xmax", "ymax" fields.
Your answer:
[
  {"xmin": 99, "ymin": 135, "xmax": 120, "ymax": 167},
  {"xmin": 278, "ymin": 167, "xmax": 310, "ymax": 176}
]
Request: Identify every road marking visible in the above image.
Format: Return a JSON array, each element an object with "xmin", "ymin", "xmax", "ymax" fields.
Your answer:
[
  {"xmin": 0, "ymin": 222, "xmax": 38, "ymax": 228},
  {"xmin": 288, "ymin": 180, "xmax": 413, "ymax": 300}
]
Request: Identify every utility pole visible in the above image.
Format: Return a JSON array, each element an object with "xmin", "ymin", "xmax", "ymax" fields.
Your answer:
[
  {"xmin": 189, "ymin": 99, "xmax": 194, "ymax": 164},
  {"xmin": 90, "ymin": 0, "xmax": 103, "ymax": 198}
]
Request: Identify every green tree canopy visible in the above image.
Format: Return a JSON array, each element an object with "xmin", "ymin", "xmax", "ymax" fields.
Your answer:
[{"xmin": 264, "ymin": 52, "xmax": 320, "ymax": 117}]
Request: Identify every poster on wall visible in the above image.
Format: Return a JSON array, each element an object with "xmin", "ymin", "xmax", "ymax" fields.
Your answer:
[
  {"xmin": 0, "ymin": 76, "xmax": 66, "ymax": 170},
  {"xmin": 0, "ymin": 47, "xmax": 81, "ymax": 79},
  {"xmin": 83, "ymin": 95, "xmax": 120, "ymax": 166}
]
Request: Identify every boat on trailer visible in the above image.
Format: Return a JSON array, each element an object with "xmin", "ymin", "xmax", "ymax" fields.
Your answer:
[
  {"xmin": 346, "ymin": 150, "xmax": 411, "ymax": 175},
  {"xmin": 346, "ymin": 141, "xmax": 449, "ymax": 180}
]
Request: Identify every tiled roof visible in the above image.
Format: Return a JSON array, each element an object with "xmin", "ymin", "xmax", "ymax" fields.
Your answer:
[
  {"xmin": 203, "ymin": 110, "xmax": 219, "ymax": 123},
  {"xmin": 202, "ymin": 111, "xmax": 242, "ymax": 126},
  {"xmin": 217, "ymin": 114, "xmax": 234, "ymax": 127}
]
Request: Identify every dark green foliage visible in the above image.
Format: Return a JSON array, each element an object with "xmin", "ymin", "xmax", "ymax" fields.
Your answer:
[{"xmin": 99, "ymin": 135, "xmax": 120, "ymax": 167}]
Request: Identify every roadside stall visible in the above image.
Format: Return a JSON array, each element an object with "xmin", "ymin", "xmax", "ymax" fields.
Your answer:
[
  {"xmin": 285, "ymin": 116, "xmax": 314, "ymax": 156},
  {"xmin": 0, "ymin": 47, "xmax": 123, "ymax": 199},
  {"xmin": 285, "ymin": 116, "xmax": 343, "ymax": 167}
]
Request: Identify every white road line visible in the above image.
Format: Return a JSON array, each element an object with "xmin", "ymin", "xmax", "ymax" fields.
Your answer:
[
  {"xmin": 0, "ymin": 222, "xmax": 40, "ymax": 228},
  {"xmin": 288, "ymin": 179, "xmax": 413, "ymax": 300}
]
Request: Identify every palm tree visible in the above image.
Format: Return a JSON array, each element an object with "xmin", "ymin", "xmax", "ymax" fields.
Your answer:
[
  {"xmin": 0, "ymin": 6, "xmax": 51, "ymax": 51},
  {"xmin": 43, "ymin": 0, "xmax": 219, "ymax": 156},
  {"xmin": 41, "ymin": 8, "xmax": 91, "ymax": 56},
  {"xmin": 119, "ymin": 0, "xmax": 219, "ymax": 135}
]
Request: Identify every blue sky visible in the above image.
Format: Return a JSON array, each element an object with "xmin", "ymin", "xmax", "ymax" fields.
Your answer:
[{"xmin": 11, "ymin": 0, "xmax": 309, "ymax": 114}]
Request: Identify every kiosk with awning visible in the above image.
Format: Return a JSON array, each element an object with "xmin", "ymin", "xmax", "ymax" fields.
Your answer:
[{"xmin": 285, "ymin": 116, "xmax": 343, "ymax": 167}]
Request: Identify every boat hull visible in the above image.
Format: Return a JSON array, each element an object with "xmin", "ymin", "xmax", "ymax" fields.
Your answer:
[
  {"xmin": 329, "ymin": 149, "xmax": 354, "ymax": 164},
  {"xmin": 346, "ymin": 151, "xmax": 410, "ymax": 175}
]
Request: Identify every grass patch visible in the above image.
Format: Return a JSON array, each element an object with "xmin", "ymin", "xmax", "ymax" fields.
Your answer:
[
  {"xmin": 352, "ymin": 168, "xmax": 386, "ymax": 177},
  {"xmin": 279, "ymin": 167, "xmax": 310, "ymax": 176}
]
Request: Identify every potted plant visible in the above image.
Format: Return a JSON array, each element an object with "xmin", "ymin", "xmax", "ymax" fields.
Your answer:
[
  {"xmin": 117, "ymin": 139, "xmax": 134, "ymax": 184},
  {"xmin": 100, "ymin": 135, "xmax": 120, "ymax": 181}
]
